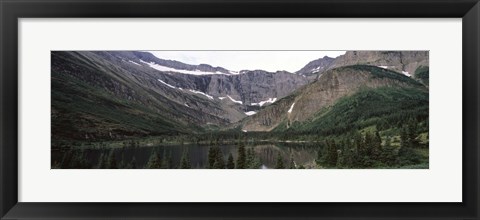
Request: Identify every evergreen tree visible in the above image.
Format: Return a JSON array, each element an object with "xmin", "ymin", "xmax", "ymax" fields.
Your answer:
[
  {"xmin": 407, "ymin": 120, "xmax": 419, "ymax": 148},
  {"xmin": 161, "ymin": 149, "xmax": 170, "ymax": 169},
  {"xmin": 236, "ymin": 144, "xmax": 246, "ymax": 169},
  {"xmin": 214, "ymin": 147, "xmax": 225, "ymax": 169},
  {"xmin": 119, "ymin": 151, "xmax": 126, "ymax": 169},
  {"xmin": 364, "ymin": 131, "xmax": 374, "ymax": 155},
  {"xmin": 380, "ymin": 137, "xmax": 396, "ymax": 166},
  {"xmin": 180, "ymin": 149, "xmax": 191, "ymax": 169},
  {"xmin": 325, "ymin": 139, "xmax": 338, "ymax": 167},
  {"xmin": 353, "ymin": 132, "xmax": 365, "ymax": 167},
  {"xmin": 146, "ymin": 149, "xmax": 162, "ymax": 169},
  {"xmin": 400, "ymin": 126, "xmax": 409, "ymax": 149},
  {"xmin": 372, "ymin": 130, "xmax": 383, "ymax": 160},
  {"xmin": 167, "ymin": 150, "xmax": 174, "ymax": 169},
  {"xmin": 315, "ymin": 144, "xmax": 323, "ymax": 165},
  {"xmin": 247, "ymin": 150, "xmax": 262, "ymax": 169},
  {"xmin": 289, "ymin": 155, "xmax": 296, "ymax": 169},
  {"xmin": 341, "ymin": 137, "xmax": 354, "ymax": 168},
  {"xmin": 60, "ymin": 148, "xmax": 74, "ymax": 168},
  {"xmin": 275, "ymin": 152, "xmax": 285, "ymax": 169},
  {"xmin": 226, "ymin": 153, "xmax": 235, "ymax": 169},
  {"xmin": 128, "ymin": 156, "xmax": 137, "ymax": 169},
  {"xmin": 208, "ymin": 146, "xmax": 219, "ymax": 168},
  {"xmin": 246, "ymin": 148, "xmax": 259, "ymax": 168},
  {"xmin": 97, "ymin": 152, "xmax": 107, "ymax": 169},
  {"xmin": 107, "ymin": 149, "xmax": 117, "ymax": 169}
]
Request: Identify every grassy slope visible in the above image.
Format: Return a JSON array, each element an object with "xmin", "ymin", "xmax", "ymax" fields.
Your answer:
[
  {"xmin": 52, "ymin": 72, "xmax": 189, "ymax": 141},
  {"xmin": 51, "ymin": 52, "xmax": 202, "ymax": 142},
  {"xmin": 287, "ymin": 86, "xmax": 428, "ymax": 134},
  {"xmin": 272, "ymin": 65, "xmax": 429, "ymax": 136}
]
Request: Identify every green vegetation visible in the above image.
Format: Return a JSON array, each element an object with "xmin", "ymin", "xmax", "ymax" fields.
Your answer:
[
  {"xmin": 286, "ymin": 86, "xmax": 428, "ymax": 137},
  {"xmin": 414, "ymin": 66, "xmax": 429, "ymax": 86},
  {"xmin": 315, "ymin": 122, "xmax": 428, "ymax": 169},
  {"xmin": 275, "ymin": 152, "xmax": 285, "ymax": 169},
  {"xmin": 51, "ymin": 53, "xmax": 429, "ymax": 170}
]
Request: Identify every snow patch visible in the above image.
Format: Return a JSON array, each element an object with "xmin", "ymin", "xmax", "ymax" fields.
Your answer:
[
  {"xmin": 227, "ymin": 95, "xmax": 243, "ymax": 104},
  {"xmin": 251, "ymin": 98, "xmax": 277, "ymax": 107},
  {"xmin": 401, "ymin": 71, "xmax": 411, "ymax": 77},
  {"xmin": 140, "ymin": 60, "xmax": 226, "ymax": 75},
  {"xmin": 378, "ymin": 66, "xmax": 389, "ymax": 69},
  {"xmin": 218, "ymin": 97, "xmax": 226, "ymax": 100},
  {"xmin": 184, "ymin": 103, "xmax": 190, "ymax": 107},
  {"xmin": 288, "ymin": 102, "xmax": 295, "ymax": 113},
  {"xmin": 312, "ymin": 66, "xmax": 322, "ymax": 73},
  {"xmin": 128, "ymin": 60, "xmax": 141, "ymax": 66},
  {"xmin": 189, "ymin": 89, "xmax": 214, "ymax": 100},
  {"xmin": 245, "ymin": 111, "xmax": 257, "ymax": 116},
  {"xmin": 242, "ymin": 130, "xmax": 248, "ymax": 133},
  {"xmin": 158, "ymin": 79, "xmax": 176, "ymax": 89}
]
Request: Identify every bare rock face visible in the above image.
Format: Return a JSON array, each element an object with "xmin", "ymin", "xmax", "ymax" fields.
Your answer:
[
  {"xmin": 295, "ymin": 51, "xmax": 429, "ymax": 79},
  {"xmin": 295, "ymin": 56, "xmax": 335, "ymax": 77},
  {"xmin": 205, "ymin": 70, "xmax": 308, "ymax": 105},
  {"xmin": 328, "ymin": 51, "xmax": 429, "ymax": 77},
  {"xmin": 242, "ymin": 66, "xmax": 422, "ymax": 132}
]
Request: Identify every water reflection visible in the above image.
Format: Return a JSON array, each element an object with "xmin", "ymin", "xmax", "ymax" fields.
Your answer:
[{"xmin": 52, "ymin": 143, "xmax": 321, "ymax": 169}]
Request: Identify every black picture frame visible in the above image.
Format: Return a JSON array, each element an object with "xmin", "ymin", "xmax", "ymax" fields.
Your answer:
[{"xmin": 1, "ymin": 0, "xmax": 479, "ymax": 219}]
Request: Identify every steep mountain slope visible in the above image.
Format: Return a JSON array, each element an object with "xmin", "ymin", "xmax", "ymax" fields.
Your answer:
[
  {"xmin": 105, "ymin": 51, "xmax": 308, "ymax": 107},
  {"xmin": 328, "ymin": 51, "xmax": 429, "ymax": 77},
  {"xmin": 52, "ymin": 51, "xmax": 238, "ymax": 141},
  {"xmin": 295, "ymin": 51, "xmax": 429, "ymax": 80},
  {"xmin": 295, "ymin": 56, "xmax": 335, "ymax": 77},
  {"xmin": 51, "ymin": 51, "xmax": 308, "ymax": 141},
  {"xmin": 241, "ymin": 65, "xmax": 427, "ymax": 132}
]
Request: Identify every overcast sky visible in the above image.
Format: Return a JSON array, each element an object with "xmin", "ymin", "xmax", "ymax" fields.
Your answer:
[{"xmin": 148, "ymin": 51, "xmax": 346, "ymax": 73}]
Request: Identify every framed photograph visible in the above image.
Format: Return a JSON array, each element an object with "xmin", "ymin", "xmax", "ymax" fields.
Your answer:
[{"xmin": 1, "ymin": 0, "xmax": 479, "ymax": 219}]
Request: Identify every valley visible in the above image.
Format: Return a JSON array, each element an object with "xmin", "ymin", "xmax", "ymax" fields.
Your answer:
[{"xmin": 51, "ymin": 50, "xmax": 429, "ymax": 169}]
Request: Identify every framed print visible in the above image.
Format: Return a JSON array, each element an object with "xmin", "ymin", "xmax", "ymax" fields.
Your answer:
[{"xmin": 1, "ymin": 0, "xmax": 479, "ymax": 219}]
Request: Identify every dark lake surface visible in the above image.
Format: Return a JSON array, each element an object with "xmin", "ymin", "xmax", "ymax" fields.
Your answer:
[{"xmin": 52, "ymin": 142, "xmax": 321, "ymax": 169}]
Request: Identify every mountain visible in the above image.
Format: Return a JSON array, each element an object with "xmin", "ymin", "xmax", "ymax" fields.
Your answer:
[
  {"xmin": 240, "ymin": 65, "xmax": 428, "ymax": 133},
  {"xmin": 295, "ymin": 51, "xmax": 429, "ymax": 80},
  {"xmin": 52, "ymin": 50, "xmax": 428, "ymax": 142},
  {"xmin": 51, "ymin": 51, "xmax": 307, "ymax": 141},
  {"xmin": 295, "ymin": 56, "xmax": 335, "ymax": 77}
]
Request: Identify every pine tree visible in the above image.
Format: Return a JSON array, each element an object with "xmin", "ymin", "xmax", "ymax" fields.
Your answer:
[
  {"xmin": 236, "ymin": 144, "xmax": 246, "ymax": 169},
  {"xmin": 180, "ymin": 149, "xmax": 191, "ymax": 169},
  {"xmin": 97, "ymin": 152, "xmax": 107, "ymax": 169},
  {"xmin": 372, "ymin": 130, "xmax": 382, "ymax": 160},
  {"xmin": 289, "ymin": 155, "xmax": 296, "ymax": 169},
  {"xmin": 129, "ymin": 156, "xmax": 137, "ymax": 169},
  {"xmin": 208, "ymin": 146, "xmax": 218, "ymax": 168},
  {"xmin": 60, "ymin": 148, "xmax": 74, "ymax": 168},
  {"xmin": 246, "ymin": 148, "xmax": 258, "ymax": 168},
  {"xmin": 407, "ymin": 120, "xmax": 419, "ymax": 148},
  {"xmin": 146, "ymin": 149, "xmax": 162, "ymax": 169},
  {"xmin": 119, "ymin": 151, "xmax": 126, "ymax": 169},
  {"xmin": 353, "ymin": 132, "xmax": 365, "ymax": 167},
  {"xmin": 342, "ymin": 137, "xmax": 354, "ymax": 168},
  {"xmin": 107, "ymin": 149, "xmax": 117, "ymax": 169},
  {"xmin": 325, "ymin": 139, "xmax": 338, "ymax": 167},
  {"xmin": 167, "ymin": 151, "xmax": 173, "ymax": 169},
  {"xmin": 161, "ymin": 149, "xmax": 169, "ymax": 169},
  {"xmin": 275, "ymin": 152, "xmax": 285, "ymax": 169},
  {"xmin": 380, "ymin": 137, "xmax": 395, "ymax": 166},
  {"xmin": 364, "ymin": 131, "xmax": 373, "ymax": 155},
  {"xmin": 226, "ymin": 153, "xmax": 235, "ymax": 169},
  {"xmin": 400, "ymin": 126, "xmax": 409, "ymax": 149},
  {"xmin": 214, "ymin": 147, "xmax": 225, "ymax": 169}
]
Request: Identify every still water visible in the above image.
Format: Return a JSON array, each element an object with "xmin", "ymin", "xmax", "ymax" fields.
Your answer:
[{"xmin": 52, "ymin": 143, "xmax": 321, "ymax": 169}]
